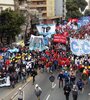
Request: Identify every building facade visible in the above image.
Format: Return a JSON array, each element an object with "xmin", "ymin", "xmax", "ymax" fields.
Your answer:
[
  {"xmin": 0, "ymin": 0, "xmax": 15, "ymax": 11},
  {"xmin": 19, "ymin": 0, "xmax": 66, "ymax": 19}
]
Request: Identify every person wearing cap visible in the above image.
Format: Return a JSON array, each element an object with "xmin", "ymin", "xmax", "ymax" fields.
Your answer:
[
  {"xmin": 34, "ymin": 84, "xmax": 42, "ymax": 100},
  {"xmin": 18, "ymin": 87, "xmax": 23, "ymax": 100}
]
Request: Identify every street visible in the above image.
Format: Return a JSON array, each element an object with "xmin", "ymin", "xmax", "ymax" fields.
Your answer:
[{"xmin": 0, "ymin": 70, "xmax": 90, "ymax": 100}]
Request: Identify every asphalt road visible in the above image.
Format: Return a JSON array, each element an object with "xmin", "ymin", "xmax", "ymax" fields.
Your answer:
[
  {"xmin": 0, "ymin": 70, "xmax": 90, "ymax": 100},
  {"xmin": 0, "ymin": 80, "xmax": 26, "ymax": 100}
]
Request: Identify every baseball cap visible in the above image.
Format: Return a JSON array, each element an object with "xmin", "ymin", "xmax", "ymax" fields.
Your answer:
[
  {"xmin": 35, "ymin": 84, "xmax": 39, "ymax": 88},
  {"xmin": 19, "ymin": 87, "xmax": 22, "ymax": 90}
]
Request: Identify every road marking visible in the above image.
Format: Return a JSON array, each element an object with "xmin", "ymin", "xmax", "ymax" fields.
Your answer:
[
  {"xmin": 88, "ymin": 93, "xmax": 90, "ymax": 95},
  {"xmin": 46, "ymin": 94, "xmax": 50, "ymax": 100},
  {"xmin": 11, "ymin": 76, "xmax": 32, "ymax": 100},
  {"xmin": 27, "ymin": 77, "xmax": 32, "ymax": 82},
  {"xmin": 52, "ymin": 83, "xmax": 56, "ymax": 88}
]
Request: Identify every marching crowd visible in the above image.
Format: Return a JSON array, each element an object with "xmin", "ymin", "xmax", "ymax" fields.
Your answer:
[{"xmin": 0, "ymin": 17, "xmax": 90, "ymax": 100}]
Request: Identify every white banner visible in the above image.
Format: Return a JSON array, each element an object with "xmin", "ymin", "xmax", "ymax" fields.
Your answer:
[
  {"xmin": 36, "ymin": 24, "xmax": 56, "ymax": 38},
  {"xmin": 70, "ymin": 38, "xmax": 90, "ymax": 56},
  {"xmin": 29, "ymin": 35, "xmax": 48, "ymax": 51}
]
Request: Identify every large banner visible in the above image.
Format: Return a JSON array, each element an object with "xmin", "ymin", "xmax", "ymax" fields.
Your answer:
[
  {"xmin": 53, "ymin": 34, "xmax": 67, "ymax": 44},
  {"xmin": 70, "ymin": 38, "xmax": 90, "ymax": 56},
  {"xmin": 29, "ymin": 35, "xmax": 48, "ymax": 51},
  {"xmin": 78, "ymin": 16, "xmax": 90, "ymax": 28},
  {"xmin": 36, "ymin": 24, "xmax": 56, "ymax": 38},
  {"xmin": 53, "ymin": 32, "xmax": 68, "ymax": 44}
]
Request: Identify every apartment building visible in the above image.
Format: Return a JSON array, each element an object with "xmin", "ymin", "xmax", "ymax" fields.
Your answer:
[
  {"xmin": 19, "ymin": 0, "xmax": 66, "ymax": 19},
  {"xmin": 0, "ymin": 0, "xmax": 15, "ymax": 12}
]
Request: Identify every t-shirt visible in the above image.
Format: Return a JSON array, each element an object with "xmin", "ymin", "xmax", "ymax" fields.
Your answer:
[{"xmin": 35, "ymin": 87, "xmax": 42, "ymax": 97}]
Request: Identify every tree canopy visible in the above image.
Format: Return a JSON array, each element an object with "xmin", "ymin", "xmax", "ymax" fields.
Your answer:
[
  {"xmin": 0, "ymin": 9, "xmax": 25, "ymax": 44},
  {"xmin": 84, "ymin": 9, "xmax": 90, "ymax": 16},
  {"xmin": 66, "ymin": 0, "xmax": 87, "ymax": 19}
]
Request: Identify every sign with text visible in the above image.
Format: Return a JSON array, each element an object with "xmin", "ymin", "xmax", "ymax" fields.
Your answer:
[
  {"xmin": 53, "ymin": 34, "xmax": 67, "ymax": 44},
  {"xmin": 70, "ymin": 38, "xmax": 90, "ymax": 56},
  {"xmin": 29, "ymin": 35, "xmax": 48, "ymax": 51},
  {"xmin": 36, "ymin": 24, "xmax": 56, "ymax": 38}
]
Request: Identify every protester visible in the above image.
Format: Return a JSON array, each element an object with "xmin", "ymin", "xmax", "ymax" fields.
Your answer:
[
  {"xmin": 57, "ymin": 71, "xmax": 64, "ymax": 88},
  {"xmin": 63, "ymin": 83, "xmax": 71, "ymax": 100},
  {"xmin": 72, "ymin": 84, "xmax": 78, "ymax": 100},
  {"xmin": 18, "ymin": 87, "xmax": 23, "ymax": 100},
  {"xmin": 35, "ymin": 84, "xmax": 42, "ymax": 100},
  {"xmin": 10, "ymin": 73, "xmax": 15, "ymax": 88},
  {"xmin": 70, "ymin": 72, "xmax": 76, "ymax": 88},
  {"xmin": 63, "ymin": 71, "xmax": 70, "ymax": 85},
  {"xmin": 31, "ymin": 69, "xmax": 37, "ymax": 85},
  {"xmin": 77, "ymin": 78, "xmax": 84, "ymax": 93}
]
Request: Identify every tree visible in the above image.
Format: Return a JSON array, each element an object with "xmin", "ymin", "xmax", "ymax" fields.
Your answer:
[
  {"xmin": 75, "ymin": 0, "xmax": 88, "ymax": 12},
  {"xmin": 0, "ymin": 9, "xmax": 25, "ymax": 44},
  {"xmin": 84, "ymin": 9, "xmax": 90, "ymax": 16},
  {"xmin": 66, "ymin": 0, "xmax": 87, "ymax": 19}
]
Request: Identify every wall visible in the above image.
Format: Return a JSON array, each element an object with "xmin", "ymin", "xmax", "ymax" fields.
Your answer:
[{"xmin": 47, "ymin": 0, "xmax": 55, "ymax": 17}]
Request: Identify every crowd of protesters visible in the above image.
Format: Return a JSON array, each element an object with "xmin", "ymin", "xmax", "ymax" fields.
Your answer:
[
  {"xmin": 0, "ymin": 43, "xmax": 90, "ymax": 88},
  {"xmin": 0, "ymin": 17, "xmax": 90, "ymax": 90}
]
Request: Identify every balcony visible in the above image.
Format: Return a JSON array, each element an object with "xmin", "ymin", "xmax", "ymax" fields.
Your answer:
[{"xmin": 30, "ymin": 4, "xmax": 46, "ymax": 8}]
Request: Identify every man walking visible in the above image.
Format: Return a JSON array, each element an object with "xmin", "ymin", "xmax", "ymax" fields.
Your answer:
[
  {"xmin": 77, "ymin": 78, "xmax": 84, "ymax": 93},
  {"xmin": 35, "ymin": 84, "xmax": 42, "ymax": 100},
  {"xmin": 57, "ymin": 71, "xmax": 64, "ymax": 88},
  {"xmin": 72, "ymin": 84, "xmax": 78, "ymax": 100},
  {"xmin": 18, "ymin": 88, "xmax": 23, "ymax": 100},
  {"xmin": 31, "ymin": 69, "xmax": 37, "ymax": 85},
  {"xmin": 63, "ymin": 83, "xmax": 71, "ymax": 100}
]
